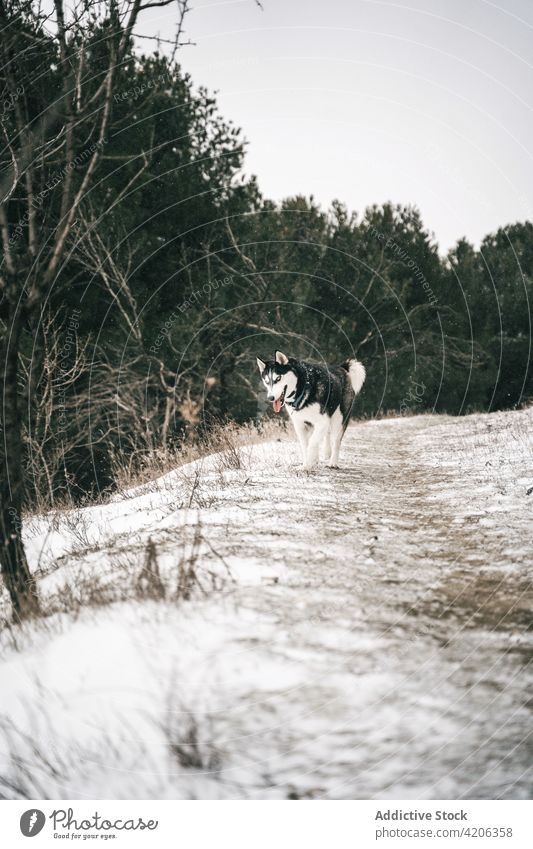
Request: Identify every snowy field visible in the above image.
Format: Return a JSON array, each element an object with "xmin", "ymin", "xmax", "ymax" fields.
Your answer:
[{"xmin": 1, "ymin": 408, "xmax": 532, "ymax": 799}]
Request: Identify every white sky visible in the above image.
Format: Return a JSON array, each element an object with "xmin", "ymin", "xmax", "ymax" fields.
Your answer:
[{"xmin": 138, "ymin": 0, "xmax": 533, "ymax": 252}]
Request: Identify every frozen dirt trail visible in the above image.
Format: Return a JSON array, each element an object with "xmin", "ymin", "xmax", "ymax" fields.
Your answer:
[
  {"xmin": 2, "ymin": 409, "xmax": 533, "ymax": 799},
  {"xmin": 197, "ymin": 411, "xmax": 533, "ymax": 800}
]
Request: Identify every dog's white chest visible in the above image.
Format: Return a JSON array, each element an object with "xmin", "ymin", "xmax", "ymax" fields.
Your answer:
[{"xmin": 286, "ymin": 402, "xmax": 323, "ymax": 424}]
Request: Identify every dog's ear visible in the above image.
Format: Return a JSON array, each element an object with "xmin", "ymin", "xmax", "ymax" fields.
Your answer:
[
  {"xmin": 275, "ymin": 351, "xmax": 288, "ymax": 365},
  {"xmin": 256, "ymin": 357, "xmax": 266, "ymax": 372}
]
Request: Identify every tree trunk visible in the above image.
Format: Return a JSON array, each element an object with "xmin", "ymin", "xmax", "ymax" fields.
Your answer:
[{"xmin": 0, "ymin": 306, "xmax": 41, "ymax": 619}]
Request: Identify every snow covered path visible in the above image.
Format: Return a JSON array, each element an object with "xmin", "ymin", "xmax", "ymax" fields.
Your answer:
[{"xmin": 1, "ymin": 410, "xmax": 532, "ymax": 799}]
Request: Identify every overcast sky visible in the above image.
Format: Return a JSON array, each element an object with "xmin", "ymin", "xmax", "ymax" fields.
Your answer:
[{"xmin": 139, "ymin": 0, "xmax": 533, "ymax": 253}]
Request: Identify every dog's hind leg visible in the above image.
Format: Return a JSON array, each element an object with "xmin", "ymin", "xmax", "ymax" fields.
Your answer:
[{"xmin": 327, "ymin": 409, "xmax": 344, "ymax": 467}]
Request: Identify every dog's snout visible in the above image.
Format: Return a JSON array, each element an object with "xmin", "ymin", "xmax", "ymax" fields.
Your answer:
[{"xmin": 267, "ymin": 394, "xmax": 274, "ymax": 402}]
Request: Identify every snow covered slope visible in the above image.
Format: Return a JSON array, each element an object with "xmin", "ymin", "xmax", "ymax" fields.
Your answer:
[{"xmin": 1, "ymin": 409, "xmax": 532, "ymax": 799}]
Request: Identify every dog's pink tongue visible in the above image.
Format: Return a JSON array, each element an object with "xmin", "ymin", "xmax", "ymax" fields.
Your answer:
[{"xmin": 272, "ymin": 398, "xmax": 283, "ymax": 413}]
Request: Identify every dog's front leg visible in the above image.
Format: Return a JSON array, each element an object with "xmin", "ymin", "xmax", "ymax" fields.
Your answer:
[
  {"xmin": 320, "ymin": 427, "xmax": 331, "ymax": 462},
  {"xmin": 292, "ymin": 416, "xmax": 309, "ymax": 465},
  {"xmin": 304, "ymin": 421, "xmax": 329, "ymax": 470}
]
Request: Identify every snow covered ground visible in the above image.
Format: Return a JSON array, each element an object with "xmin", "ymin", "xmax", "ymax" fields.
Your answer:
[{"xmin": 1, "ymin": 408, "xmax": 532, "ymax": 799}]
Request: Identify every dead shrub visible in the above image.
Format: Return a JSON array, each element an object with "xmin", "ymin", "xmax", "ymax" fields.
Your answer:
[{"xmin": 136, "ymin": 538, "xmax": 166, "ymax": 600}]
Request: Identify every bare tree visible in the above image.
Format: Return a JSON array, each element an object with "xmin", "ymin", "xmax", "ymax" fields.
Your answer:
[
  {"xmin": 0, "ymin": 0, "xmax": 191, "ymax": 618},
  {"xmin": 21, "ymin": 307, "xmax": 89, "ymax": 509}
]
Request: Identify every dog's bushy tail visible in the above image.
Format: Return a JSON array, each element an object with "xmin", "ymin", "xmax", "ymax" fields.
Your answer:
[{"xmin": 341, "ymin": 358, "xmax": 366, "ymax": 395}]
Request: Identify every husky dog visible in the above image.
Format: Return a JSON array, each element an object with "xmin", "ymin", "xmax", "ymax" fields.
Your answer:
[{"xmin": 256, "ymin": 351, "xmax": 366, "ymax": 470}]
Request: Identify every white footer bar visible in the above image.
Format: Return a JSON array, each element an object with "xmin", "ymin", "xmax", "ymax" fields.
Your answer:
[{"xmin": 1, "ymin": 799, "xmax": 531, "ymax": 849}]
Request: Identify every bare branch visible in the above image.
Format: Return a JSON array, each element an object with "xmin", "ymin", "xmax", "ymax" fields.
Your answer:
[
  {"xmin": 0, "ymin": 121, "xmax": 19, "ymax": 205},
  {"xmin": 0, "ymin": 203, "xmax": 15, "ymax": 275}
]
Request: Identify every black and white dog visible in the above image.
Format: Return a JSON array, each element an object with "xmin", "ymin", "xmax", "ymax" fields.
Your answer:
[{"xmin": 256, "ymin": 351, "xmax": 366, "ymax": 469}]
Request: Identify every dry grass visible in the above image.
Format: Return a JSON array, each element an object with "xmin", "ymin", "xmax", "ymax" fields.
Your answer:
[
  {"xmin": 0, "ymin": 696, "xmax": 223, "ymax": 799},
  {"xmin": 16, "ymin": 417, "xmax": 290, "ymax": 524},
  {"xmin": 15, "ymin": 417, "xmax": 289, "ymax": 568},
  {"xmin": 164, "ymin": 710, "xmax": 222, "ymax": 773},
  {"xmin": 0, "ymin": 517, "xmax": 234, "ymax": 637},
  {"xmin": 110, "ymin": 417, "xmax": 289, "ymax": 498}
]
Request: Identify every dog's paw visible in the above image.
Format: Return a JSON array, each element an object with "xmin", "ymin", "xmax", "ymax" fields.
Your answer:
[{"xmin": 326, "ymin": 461, "xmax": 340, "ymax": 469}]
